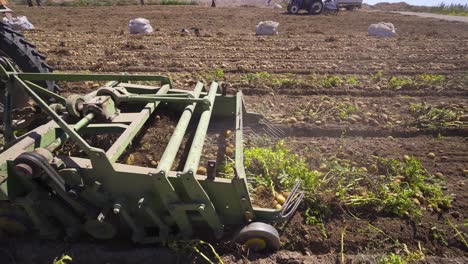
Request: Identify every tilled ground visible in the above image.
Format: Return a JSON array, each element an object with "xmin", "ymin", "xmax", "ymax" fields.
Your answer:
[{"xmin": 2, "ymin": 4, "xmax": 467, "ymax": 264}]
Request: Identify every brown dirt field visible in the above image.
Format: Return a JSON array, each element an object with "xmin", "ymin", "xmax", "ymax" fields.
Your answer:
[{"xmin": 1, "ymin": 4, "xmax": 467, "ymax": 264}]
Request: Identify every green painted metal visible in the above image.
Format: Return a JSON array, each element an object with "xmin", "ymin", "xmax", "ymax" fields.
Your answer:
[
  {"xmin": 0, "ymin": 70, "xmax": 299, "ymax": 245},
  {"xmin": 156, "ymin": 82, "xmax": 204, "ymax": 174},
  {"xmin": 106, "ymin": 84, "xmax": 170, "ymax": 163},
  {"xmin": 45, "ymin": 113, "xmax": 95, "ymax": 152},
  {"xmin": 24, "ymin": 80, "xmax": 67, "ymax": 105},
  {"xmin": 178, "ymin": 81, "xmax": 224, "ymax": 238},
  {"xmin": 13, "ymin": 72, "xmax": 171, "ymax": 84},
  {"xmin": 13, "ymin": 75, "xmax": 107, "ymax": 158}
]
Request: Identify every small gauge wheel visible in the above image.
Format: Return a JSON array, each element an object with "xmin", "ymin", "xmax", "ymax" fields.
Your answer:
[{"xmin": 234, "ymin": 222, "xmax": 281, "ymax": 251}]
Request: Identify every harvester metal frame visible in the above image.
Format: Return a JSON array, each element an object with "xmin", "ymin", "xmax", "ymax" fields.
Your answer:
[{"xmin": 0, "ymin": 61, "xmax": 303, "ymax": 248}]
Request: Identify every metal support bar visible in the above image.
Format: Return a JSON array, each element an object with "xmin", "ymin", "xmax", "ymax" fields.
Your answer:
[
  {"xmin": 127, "ymin": 93, "xmax": 191, "ymax": 98},
  {"xmin": 12, "ymin": 76, "xmax": 114, "ymax": 174},
  {"xmin": 24, "ymin": 80, "xmax": 66, "ymax": 105},
  {"xmin": 121, "ymin": 95, "xmax": 209, "ymax": 105},
  {"xmin": 106, "ymin": 84, "xmax": 170, "ymax": 163},
  {"xmin": 231, "ymin": 91, "xmax": 255, "ymax": 221},
  {"xmin": 12, "ymin": 73, "xmax": 172, "ymax": 86},
  {"xmin": 148, "ymin": 82, "xmax": 205, "ymax": 240},
  {"xmin": 151, "ymin": 172, "xmax": 193, "ymax": 238},
  {"xmin": 3, "ymin": 83, "xmax": 12, "ymax": 143},
  {"xmin": 182, "ymin": 81, "xmax": 218, "ymax": 172},
  {"xmin": 46, "ymin": 113, "xmax": 95, "ymax": 152},
  {"xmin": 234, "ymin": 91, "xmax": 246, "ymax": 179},
  {"xmin": 156, "ymin": 82, "xmax": 204, "ymax": 174},
  {"xmin": 178, "ymin": 81, "xmax": 224, "ymax": 238},
  {"xmin": 13, "ymin": 76, "xmax": 104, "ymax": 157}
]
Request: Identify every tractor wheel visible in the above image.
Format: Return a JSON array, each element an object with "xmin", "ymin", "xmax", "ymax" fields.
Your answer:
[
  {"xmin": 287, "ymin": 4, "xmax": 300, "ymax": 14},
  {"xmin": 234, "ymin": 222, "xmax": 281, "ymax": 251},
  {"xmin": 0, "ymin": 22, "xmax": 57, "ymax": 110},
  {"xmin": 308, "ymin": 0, "xmax": 324, "ymax": 15}
]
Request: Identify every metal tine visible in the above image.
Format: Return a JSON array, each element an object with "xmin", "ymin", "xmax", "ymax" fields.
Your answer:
[
  {"xmin": 259, "ymin": 118, "xmax": 285, "ymax": 137},
  {"xmin": 243, "ymin": 127, "xmax": 259, "ymax": 139},
  {"xmin": 262, "ymin": 122, "xmax": 284, "ymax": 139},
  {"xmin": 264, "ymin": 126, "xmax": 282, "ymax": 139},
  {"xmin": 262, "ymin": 127, "xmax": 280, "ymax": 139},
  {"xmin": 284, "ymin": 181, "xmax": 301, "ymax": 205},
  {"xmin": 280, "ymin": 181, "xmax": 303, "ymax": 217},
  {"xmin": 263, "ymin": 119, "xmax": 285, "ymax": 137},
  {"xmin": 270, "ymin": 125, "xmax": 286, "ymax": 138},
  {"xmin": 244, "ymin": 116, "xmax": 285, "ymax": 139},
  {"xmin": 281, "ymin": 192, "xmax": 304, "ymax": 219}
]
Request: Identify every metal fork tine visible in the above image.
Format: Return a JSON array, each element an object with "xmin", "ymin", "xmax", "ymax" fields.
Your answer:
[
  {"xmin": 264, "ymin": 123, "xmax": 285, "ymax": 138},
  {"xmin": 264, "ymin": 127, "xmax": 281, "ymax": 139},
  {"xmin": 263, "ymin": 119, "xmax": 285, "ymax": 137}
]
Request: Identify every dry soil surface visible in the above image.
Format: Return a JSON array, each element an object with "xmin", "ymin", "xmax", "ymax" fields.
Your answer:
[
  {"xmin": 0, "ymin": 4, "xmax": 467, "ymax": 264},
  {"xmin": 393, "ymin": 11, "xmax": 468, "ymax": 23}
]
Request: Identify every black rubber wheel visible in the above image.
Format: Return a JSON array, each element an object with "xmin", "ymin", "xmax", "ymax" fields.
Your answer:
[
  {"xmin": 287, "ymin": 4, "xmax": 300, "ymax": 14},
  {"xmin": 234, "ymin": 222, "xmax": 281, "ymax": 251},
  {"xmin": 308, "ymin": 0, "xmax": 324, "ymax": 15},
  {"xmin": 0, "ymin": 22, "xmax": 57, "ymax": 109}
]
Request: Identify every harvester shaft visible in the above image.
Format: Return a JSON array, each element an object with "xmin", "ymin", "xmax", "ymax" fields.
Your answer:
[
  {"xmin": 46, "ymin": 112, "xmax": 95, "ymax": 152},
  {"xmin": 106, "ymin": 84, "xmax": 170, "ymax": 162},
  {"xmin": 183, "ymin": 82, "xmax": 218, "ymax": 173},
  {"xmin": 156, "ymin": 82, "xmax": 204, "ymax": 174}
]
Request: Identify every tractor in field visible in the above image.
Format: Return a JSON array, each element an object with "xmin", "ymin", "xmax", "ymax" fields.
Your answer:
[
  {"xmin": 287, "ymin": 0, "xmax": 362, "ymax": 15},
  {"xmin": 287, "ymin": 0, "xmax": 324, "ymax": 15},
  {"xmin": 0, "ymin": 5, "xmax": 303, "ymax": 251}
]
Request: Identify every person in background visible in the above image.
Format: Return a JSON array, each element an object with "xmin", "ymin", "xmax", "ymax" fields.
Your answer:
[
  {"xmin": 27, "ymin": 0, "xmax": 42, "ymax": 7},
  {"xmin": 211, "ymin": 0, "xmax": 215, "ymax": 7},
  {"xmin": 140, "ymin": 0, "xmax": 144, "ymax": 5}
]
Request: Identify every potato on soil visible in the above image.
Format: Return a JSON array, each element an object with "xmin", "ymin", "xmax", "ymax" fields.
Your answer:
[
  {"xmin": 395, "ymin": 175, "xmax": 405, "ymax": 181},
  {"xmin": 126, "ymin": 154, "xmax": 135, "ymax": 165},
  {"xmin": 368, "ymin": 164, "xmax": 378, "ymax": 174},
  {"xmin": 318, "ymin": 163, "xmax": 328, "ymax": 172},
  {"xmin": 403, "ymin": 155, "xmax": 411, "ymax": 162},
  {"xmin": 224, "ymin": 129, "xmax": 232, "ymax": 138},
  {"xmin": 225, "ymin": 147, "xmax": 234, "ymax": 156},
  {"xmin": 197, "ymin": 166, "xmax": 207, "ymax": 175}
]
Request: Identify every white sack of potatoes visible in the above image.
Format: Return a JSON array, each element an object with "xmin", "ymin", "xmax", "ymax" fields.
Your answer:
[
  {"xmin": 2, "ymin": 16, "xmax": 34, "ymax": 31},
  {"xmin": 368, "ymin": 22, "xmax": 396, "ymax": 37},
  {"xmin": 256, "ymin": 21, "xmax": 279, "ymax": 36},
  {"xmin": 129, "ymin": 18, "xmax": 153, "ymax": 34}
]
